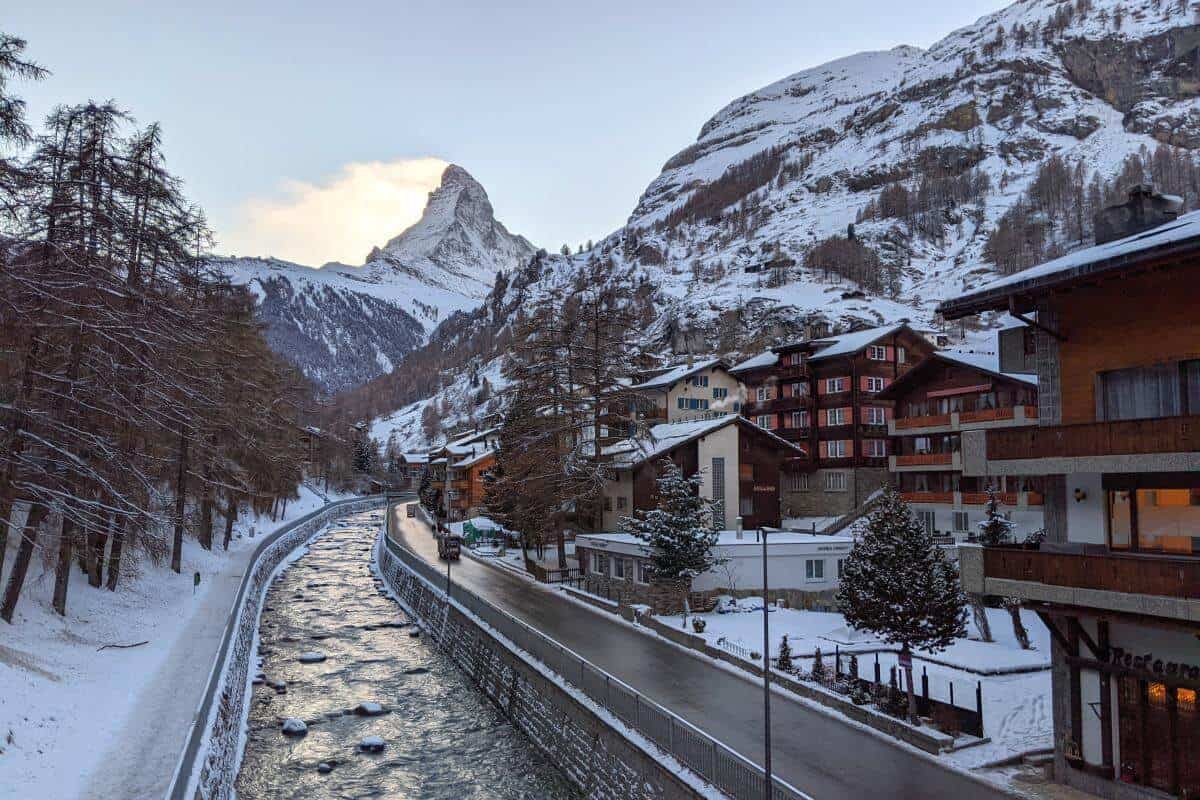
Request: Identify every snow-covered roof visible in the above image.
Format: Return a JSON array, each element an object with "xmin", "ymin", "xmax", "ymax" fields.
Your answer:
[
  {"xmin": 446, "ymin": 426, "xmax": 499, "ymax": 449},
  {"xmin": 401, "ymin": 452, "xmax": 430, "ymax": 464},
  {"xmin": 631, "ymin": 358, "xmax": 725, "ymax": 390},
  {"xmin": 936, "ymin": 350, "xmax": 1038, "ymax": 386},
  {"xmin": 578, "ymin": 530, "xmax": 855, "ymax": 548},
  {"xmin": 452, "ymin": 448, "xmax": 496, "ymax": 468},
  {"xmin": 806, "ymin": 323, "xmax": 906, "ymax": 362},
  {"xmin": 940, "ymin": 209, "xmax": 1200, "ymax": 318},
  {"xmin": 729, "ymin": 350, "xmax": 779, "ymax": 374},
  {"xmin": 602, "ymin": 414, "xmax": 804, "ymax": 467}
]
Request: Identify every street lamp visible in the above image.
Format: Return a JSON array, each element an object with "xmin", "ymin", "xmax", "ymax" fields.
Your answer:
[{"xmin": 760, "ymin": 526, "xmax": 772, "ymax": 800}]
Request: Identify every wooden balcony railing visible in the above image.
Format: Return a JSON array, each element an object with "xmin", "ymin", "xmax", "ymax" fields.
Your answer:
[
  {"xmin": 959, "ymin": 407, "xmax": 1014, "ymax": 424},
  {"xmin": 895, "ymin": 452, "xmax": 954, "ymax": 467},
  {"xmin": 961, "ymin": 492, "xmax": 991, "ymax": 506},
  {"xmin": 895, "ymin": 414, "xmax": 952, "ymax": 430},
  {"xmin": 902, "ymin": 491, "xmax": 954, "ymax": 504},
  {"xmin": 983, "ymin": 546, "xmax": 1200, "ymax": 599},
  {"xmin": 988, "ymin": 415, "xmax": 1200, "ymax": 461}
]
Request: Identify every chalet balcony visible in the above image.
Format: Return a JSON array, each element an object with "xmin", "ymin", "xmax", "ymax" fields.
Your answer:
[
  {"xmin": 776, "ymin": 364, "xmax": 809, "ymax": 381},
  {"xmin": 888, "ymin": 405, "xmax": 1037, "ymax": 436},
  {"xmin": 959, "ymin": 543, "xmax": 1200, "ymax": 624},
  {"xmin": 901, "ymin": 490, "xmax": 1042, "ymax": 507},
  {"xmin": 963, "ymin": 414, "xmax": 1200, "ymax": 477},
  {"xmin": 890, "ymin": 451, "xmax": 960, "ymax": 471},
  {"xmin": 901, "ymin": 491, "xmax": 954, "ymax": 505}
]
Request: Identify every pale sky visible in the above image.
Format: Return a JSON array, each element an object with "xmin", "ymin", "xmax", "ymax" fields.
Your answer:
[{"xmin": 8, "ymin": 0, "xmax": 1006, "ymax": 266}]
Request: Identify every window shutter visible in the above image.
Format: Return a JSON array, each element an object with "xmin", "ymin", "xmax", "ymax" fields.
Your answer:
[
  {"xmin": 819, "ymin": 440, "xmax": 828, "ymax": 459},
  {"xmin": 885, "ymin": 346, "xmax": 895, "ymax": 362},
  {"xmin": 818, "ymin": 409, "xmax": 827, "ymax": 426}
]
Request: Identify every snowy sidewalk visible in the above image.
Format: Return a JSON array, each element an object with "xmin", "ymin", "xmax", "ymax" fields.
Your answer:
[{"xmin": 0, "ymin": 486, "xmax": 347, "ymax": 800}]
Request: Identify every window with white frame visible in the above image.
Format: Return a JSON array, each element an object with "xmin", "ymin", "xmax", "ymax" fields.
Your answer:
[
  {"xmin": 863, "ymin": 439, "xmax": 887, "ymax": 458},
  {"xmin": 868, "ymin": 345, "xmax": 887, "ymax": 361},
  {"xmin": 713, "ymin": 387, "xmax": 728, "ymax": 400},
  {"xmin": 837, "ymin": 558, "xmax": 846, "ymax": 579},
  {"xmin": 756, "ymin": 386, "xmax": 772, "ymax": 402},
  {"xmin": 953, "ymin": 511, "xmax": 970, "ymax": 532},
  {"xmin": 805, "ymin": 559, "xmax": 825, "ymax": 580},
  {"xmin": 824, "ymin": 470, "xmax": 848, "ymax": 491},
  {"xmin": 613, "ymin": 557, "xmax": 630, "ymax": 579},
  {"xmin": 756, "ymin": 414, "xmax": 773, "ymax": 429},
  {"xmin": 897, "ymin": 346, "xmax": 907, "ymax": 364},
  {"xmin": 865, "ymin": 376, "xmax": 886, "ymax": 392},
  {"xmin": 692, "ymin": 375, "xmax": 709, "ymax": 388},
  {"xmin": 784, "ymin": 472, "xmax": 810, "ymax": 492},
  {"xmin": 592, "ymin": 552, "xmax": 609, "ymax": 575},
  {"xmin": 790, "ymin": 382, "xmax": 807, "ymax": 397},
  {"xmin": 636, "ymin": 560, "xmax": 651, "ymax": 584},
  {"xmin": 916, "ymin": 510, "xmax": 935, "ymax": 535},
  {"xmin": 826, "ymin": 407, "xmax": 846, "ymax": 426},
  {"xmin": 865, "ymin": 406, "xmax": 887, "ymax": 426},
  {"xmin": 789, "ymin": 410, "xmax": 808, "ymax": 429},
  {"xmin": 826, "ymin": 440, "xmax": 848, "ymax": 458},
  {"xmin": 825, "ymin": 377, "xmax": 847, "ymax": 394}
]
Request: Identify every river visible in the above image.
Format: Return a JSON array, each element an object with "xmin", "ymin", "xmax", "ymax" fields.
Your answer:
[{"xmin": 235, "ymin": 509, "xmax": 579, "ymax": 799}]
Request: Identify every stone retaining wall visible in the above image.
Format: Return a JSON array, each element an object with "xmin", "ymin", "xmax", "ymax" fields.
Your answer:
[
  {"xmin": 170, "ymin": 496, "xmax": 387, "ymax": 800},
  {"xmin": 375, "ymin": 536, "xmax": 706, "ymax": 800}
]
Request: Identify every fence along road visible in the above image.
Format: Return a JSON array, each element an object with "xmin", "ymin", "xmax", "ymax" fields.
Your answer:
[{"xmin": 388, "ymin": 506, "xmax": 1014, "ymax": 800}]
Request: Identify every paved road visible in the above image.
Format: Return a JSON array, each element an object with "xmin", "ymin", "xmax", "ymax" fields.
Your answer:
[{"xmin": 388, "ymin": 505, "xmax": 1014, "ymax": 800}]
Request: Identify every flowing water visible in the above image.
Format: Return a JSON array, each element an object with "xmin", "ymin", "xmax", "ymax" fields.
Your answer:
[{"xmin": 235, "ymin": 509, "xmax": 579, "ymax": 799}]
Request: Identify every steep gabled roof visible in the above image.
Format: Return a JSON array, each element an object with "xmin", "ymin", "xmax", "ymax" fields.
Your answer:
[
  {"xmin": 602, "ymin": 414, "xmax": 805, "ymax": 468},
  {"xmin": 806, "ymin": 323, "xmax": 907, "ymax": 362},
  {"xmin": 938, "ymin": 210, "xmax": 1200, "ymax": 319},
  {"xmin": 729, "ymin": 350, "xmax": 779, "ymax": 374},
  {"xmin": 631, "ymin": 358, "xmax": 727, "ymax": 390},
  {"xmin": 875, "ymin": 350, "xmax": 1036, "ymax": 402}
]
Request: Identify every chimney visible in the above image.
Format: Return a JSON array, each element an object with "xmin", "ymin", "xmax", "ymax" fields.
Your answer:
[{"xmin": 1094, "ymin": 184, "xmax": 1182, "ymax": 245}]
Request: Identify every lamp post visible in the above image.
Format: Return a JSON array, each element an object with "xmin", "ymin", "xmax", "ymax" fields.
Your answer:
[{"xmin": 760, "ymin": 526, "xmax": 772, "ymax": 800}]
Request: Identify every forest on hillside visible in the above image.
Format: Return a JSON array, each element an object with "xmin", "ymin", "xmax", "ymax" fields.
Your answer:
[{"xmin": 0, "ymin": 34, "xmax": 360, "ymax": 624}]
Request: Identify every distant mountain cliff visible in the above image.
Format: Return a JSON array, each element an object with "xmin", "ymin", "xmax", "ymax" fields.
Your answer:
[{"xmin": 216, "ymin": 165, "xmax": 536, "ymax": 394}]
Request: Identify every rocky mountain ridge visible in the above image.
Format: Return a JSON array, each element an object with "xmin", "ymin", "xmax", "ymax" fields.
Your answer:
[{"xmin": 217, "ymin": 164, "xmax": 536, "ymax": 394}]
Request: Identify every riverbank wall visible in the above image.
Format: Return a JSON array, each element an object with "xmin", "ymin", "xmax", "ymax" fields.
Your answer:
[{"xmin": 168, "ymin": 495, "xmax": 388, "ymax": 800}]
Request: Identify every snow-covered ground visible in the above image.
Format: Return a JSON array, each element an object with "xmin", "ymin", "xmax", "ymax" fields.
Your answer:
[
  {"xmin": 0, "ymin": 484, "xmax": 351, "ymax": 800},
  {"xmin": 657, "ymin": 601, "xmax": 1051, "ymax": 764}
]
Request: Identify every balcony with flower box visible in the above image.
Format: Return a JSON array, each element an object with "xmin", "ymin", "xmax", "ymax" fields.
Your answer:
[
  {"xmin": 890, "ymin": 451, "xmax": 960, "ymax": 472},
  {"xmin": 888, "ymin": 405, "xmax": 1038, "ymax": 436}
]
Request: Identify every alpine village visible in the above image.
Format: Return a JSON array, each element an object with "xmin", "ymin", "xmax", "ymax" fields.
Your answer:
[{"xmin": 3, "ymin": 2, "xmax": 1200, "ymax": 800}]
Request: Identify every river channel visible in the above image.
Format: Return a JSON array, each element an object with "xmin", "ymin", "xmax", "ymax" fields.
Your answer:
[{"xmin": 235, "ymin": 509, "xmax": 579, "ymax": 799}]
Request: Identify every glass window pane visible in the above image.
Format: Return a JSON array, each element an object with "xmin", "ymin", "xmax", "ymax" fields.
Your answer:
[
  {"xmin": 1186, "ymin": 360, "xmax": 1200, "ymax": 415},
  {"xmin": 1100, "ymin": 363, "xmax": 1181, "ymax": 421},
  {"xmin": 1136, "ymin": 488, "xmax": 1200, "ymax": 554},
  {"xmin": 1109, "ymin": 490, "xmax": 1133, "ymax": 550}
]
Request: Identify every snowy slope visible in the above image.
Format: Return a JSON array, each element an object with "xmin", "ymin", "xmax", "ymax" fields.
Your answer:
[{"xmin": 217, "ymin": 165, "xmax": 536, "ymax": 393}]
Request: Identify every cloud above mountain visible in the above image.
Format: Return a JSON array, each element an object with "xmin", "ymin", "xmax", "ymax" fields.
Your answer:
[{"xmin": 220, "ymin": 157, "xmax": 449, "ymax": 266}]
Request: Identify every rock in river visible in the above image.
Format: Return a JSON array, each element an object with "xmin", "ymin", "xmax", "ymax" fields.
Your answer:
[
  {"xmin": 359, "ymin": 735, "xmax": 386, "ymax": 752},
  {"xmin": 298, "ymin": 651, "xmax": 327, "ymax": 664},
  {"xmin": 281, "ymin": 718, "xmax": 308, "ymax": 737},
  {"xmin": 354, "ymin": 702, "xmax": 386, "ymax": 716}
]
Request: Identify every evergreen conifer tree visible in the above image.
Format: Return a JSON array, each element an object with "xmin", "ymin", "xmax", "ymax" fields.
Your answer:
[
  {"xmin": 837, "ymin": 486, "xmax": 967, "ymax": 722},
  {"xmin": 978, "ymin": 485, "xmax": 1015, "ymax": 546},
  {"xmin": 776, "ymin": 634, "xmax": 793, "ymax": 672},
  {"xmin": 811, "ymin": 647, "xmax": 827, "ymax": 683},
  {"xmin": 621, "ymin": 459, "xmax": 722, "ymax": 611}
]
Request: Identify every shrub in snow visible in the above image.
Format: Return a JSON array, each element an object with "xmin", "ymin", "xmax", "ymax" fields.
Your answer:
[
  {"xmin": 810, "ymin": 647, "xmax": 827, "ymax": 683},
  {"xmin": 776, "ymin": 635, "xmax": 793, "ymax": 672},
  {"xmin": 281, "ymin": 718, "xmax": 308, "ymax": 736},
  {"xmin": 837, "ymin": 486, "xmax": 967, "ymax": 723},
  {"xmin": 621, "ymin": 459, "xmax": 724, "ymax": 609},
  {"xmin": 691, "ymin": 617, "xmax": 706, "ymax": 633}
]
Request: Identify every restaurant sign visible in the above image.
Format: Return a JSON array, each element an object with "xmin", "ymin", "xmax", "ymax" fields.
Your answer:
[{"xmin": 1110, "ymin": 647, "xmax": 1200, "ymax": 681}]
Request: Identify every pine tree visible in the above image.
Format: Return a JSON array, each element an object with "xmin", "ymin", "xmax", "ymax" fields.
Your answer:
[
  {"xmin": 621, "ymin": 459, "xmax": 723, "ymax": 610},
  {"xmin": 978, "ymin": 485, "xmax": 1015, "ymax": 545},
  {"xmin": 837, "ymin": 486, "xmax": 967, "ymax": 722},
  {"xmin": 777, "ymin": 634, "xmax": 793, "ymax": 672}
]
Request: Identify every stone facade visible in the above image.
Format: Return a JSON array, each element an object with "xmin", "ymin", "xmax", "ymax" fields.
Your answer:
[{"xmin": 782, "ymin": 466, "xmax": 887, "ymax": 518}]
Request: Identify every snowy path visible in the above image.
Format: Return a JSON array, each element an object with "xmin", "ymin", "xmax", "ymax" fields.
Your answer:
[
  {"xmin": 0, "ymin": 486, "xmax": 347, "ymax": 800},
  {"xmin": 389, "ymin": 507, "xmax": 1016, "ymax": 800}
]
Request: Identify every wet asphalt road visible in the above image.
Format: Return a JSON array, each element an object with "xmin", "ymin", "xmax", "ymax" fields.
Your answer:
[{"xmin": 390, "ymin": 504, "xmax": 1014, "ymax": 800}]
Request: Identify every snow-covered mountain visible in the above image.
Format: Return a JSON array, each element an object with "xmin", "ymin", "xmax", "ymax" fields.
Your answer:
[
  {"xmin": 364, "ymin": 0, "xmax": 1200, "ymax": 449},
  {"xmin": 218, "ymin": 164, "xmax": 536, "ymax": 393}
]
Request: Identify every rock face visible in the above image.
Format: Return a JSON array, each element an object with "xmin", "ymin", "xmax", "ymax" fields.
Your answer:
[{"xmin": 214, "ymin": 165, "xmax": 535, "ymax": 394}]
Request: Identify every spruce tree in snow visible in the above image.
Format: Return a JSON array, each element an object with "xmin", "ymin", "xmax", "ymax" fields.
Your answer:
[
  {"xmin": 837, "ymin": 486, "xmax": 967, "ymax": 723},
  {"xmin": 621, "ymin": 459, "xmax": 722, "ymax": 610},
  {"xmin": 776, "ymin": 634, "xmax": 793, "ymax": 672},
  {"xmin": 977, "ymin": 485, "xmax": 1015, "ymax": 546},
  {"xmin": 811, "ymin": 647, "xmax": 827, "ymax": 683}
]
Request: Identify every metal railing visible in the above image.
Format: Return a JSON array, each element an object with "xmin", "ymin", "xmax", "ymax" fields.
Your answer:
[{"xmin": 379, "ymin": 519, "xmax": 810, "ymax": 800}]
